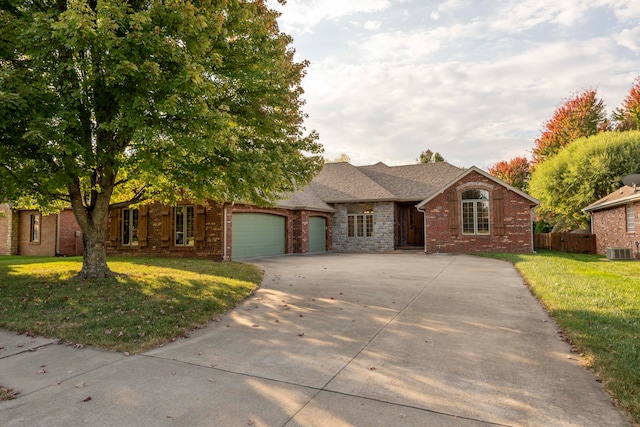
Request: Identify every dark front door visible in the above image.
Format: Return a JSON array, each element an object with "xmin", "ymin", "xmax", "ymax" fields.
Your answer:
[{"xmin": 397, "ymin": 203, "xmax": 424, "ymax": 248}]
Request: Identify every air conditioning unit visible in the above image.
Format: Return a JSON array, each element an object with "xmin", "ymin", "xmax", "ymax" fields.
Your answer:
[{"xmin": 606, "ymin": 247, "xmax": 633, "ymax": 260}]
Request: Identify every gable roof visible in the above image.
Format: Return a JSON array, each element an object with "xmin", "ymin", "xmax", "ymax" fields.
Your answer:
[
  {"xmin": 583, "ymin": 185, "xmax": 640, "ymax": 212},
  {"xmin": 276, "ymin": 187, "xmax": 336, "ymax": 212},
  {"xmin": 309, "ymin": 161, "xmax": 463, "ymax": 203},
  {"xmin": 416, "ymin": 166, "xmax": 540, "ymax": 209}
]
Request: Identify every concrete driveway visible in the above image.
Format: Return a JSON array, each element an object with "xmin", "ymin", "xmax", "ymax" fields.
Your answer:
[{"xmin": 0, "ymin": 253, "xmax": 631, "ymax": 426}]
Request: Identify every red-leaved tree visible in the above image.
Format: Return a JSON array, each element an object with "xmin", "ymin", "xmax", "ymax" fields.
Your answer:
[
  {"xmin": 488, "ymin": 156, "xmax": 531, "ymax": 191},
  {"xmin": 612, "ymin": 76, "xmax": 640, "ymax": 131},
  {"xmin": 531, "ymin": 89, "xmax": 608, "ymax": 165}
]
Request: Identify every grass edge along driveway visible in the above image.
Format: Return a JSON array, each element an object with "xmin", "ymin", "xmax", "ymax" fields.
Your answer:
[
  {"xmin": 480, "ymin": 250, "xmax": 640, "ymax": 425},
  {"xmin": 0, "ymin": 256, "xmax": 263, "ymax": 356}
]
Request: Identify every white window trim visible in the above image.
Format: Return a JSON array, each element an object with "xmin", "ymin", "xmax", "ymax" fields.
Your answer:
[
  {"xmin": 627, "ymin": 203, "xmax": 635, "ymax": 233},
  {"xmin": 347, "ymin": 213, "xmax": 374, "ymax": 238}
]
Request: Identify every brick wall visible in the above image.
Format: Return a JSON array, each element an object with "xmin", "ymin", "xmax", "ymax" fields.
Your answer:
[
  {"xmin": 57, "ymin": 209, "xmax": 83, "ymax": 256},
  {"xmin": 331, "ymin": 201, "xmax": 395, "ymax": 252},
  {"xmin": 590, "ymin": 201, "xmax": 639, "ymax": 258},
  {"xmin": 18, "ymin": 211, "xmax": 58, "ymax": 256},
  {"xmin": 107, "ymin": 201, "xmax": 225, "ymax": 259},
  {"xmin": 424, "ymin": 171, "xmax": 535, "ymax": 253}
]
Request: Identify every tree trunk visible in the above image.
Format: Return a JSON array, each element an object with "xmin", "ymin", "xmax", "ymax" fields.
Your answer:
[
  {"xmin": 78, "ymin": 226, "xmax": 114, "ymax": 280},
  {"xmin": 69, "ymin": 178, "xmax": 116, "ymax": 280}
]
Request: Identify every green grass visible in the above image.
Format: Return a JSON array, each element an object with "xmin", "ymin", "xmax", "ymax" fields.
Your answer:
[
  {"xmin": 479, "ymin": 250, "xmax": 640, "ymax": 424},
  {"xmin": 0, "ymin": 256, "xmax": 263, "ymax": 353}
]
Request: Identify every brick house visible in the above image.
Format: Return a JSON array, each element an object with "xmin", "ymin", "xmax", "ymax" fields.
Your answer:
[
  {"xmin": 1, "ymin": 161, "xmax": 539, "ymax": 259},
  {"xmin": 0, "ymin": 204, "xmax": 83, "ymax": 256},
  {"xmin": 583, "ymin": 185, "xmax": 640, "ymax": 258}
]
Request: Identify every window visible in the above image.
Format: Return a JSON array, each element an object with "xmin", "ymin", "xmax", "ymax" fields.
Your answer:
[
  {"xmin": 627, "ymin": 203, "xmax": 635, "ymax": 233},
  {"xmin": 462, "ymin": 189, "xmax": 490, "ymax": 235},
  {"xmin": 122, "ymin": 208, "xmax": 139, "ymax": 246},
  {"xmin": 348, "ymin": 213, "xmax": 373, "ymax": 237},
  {"xmin": 175, "ymin": 205, "xmax": 195, "ymax": 246},
  {"xmin": 30, "ymin": 214, "xmax": 40, "ymax": 242}
]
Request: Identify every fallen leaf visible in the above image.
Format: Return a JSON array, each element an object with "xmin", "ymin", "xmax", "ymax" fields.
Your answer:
[
  {"xmin": 252, "ymin": 324, "xmax": 260, "ymax": 328},
  {"xmin": 37, "ymin": 368, "xmax": 47, "ymax": 374},
  {"xmin": 75, "ymin": 382, "xmax": 85, "ymax": 388},
  {"xmin": 368, "ymin": 366, "xmax": 376, "ymax": 371},
  {"xmin": 81, "ymin": 396, "xmax": 92, "ymax": 402},
  {"xmin": 274, "ymin": 319, "xmax": 280, "ymax": 323},
  {"xmin": 123, "ymin": 352, "xmax": 130, "ymax": 356},
  {"xmin": 299, "ymin": 314, "xmax": 304, "ymax": 318},
  {"xmin": 297, "ymin": 333, "xmax": 304, "ymax": 337}
]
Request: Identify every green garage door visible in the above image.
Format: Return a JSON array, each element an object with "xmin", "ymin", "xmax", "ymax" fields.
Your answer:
[
  {"xmin": 232, "ymin": 213, "xmax": 286, "ymax": 259},
  {"xmin": 308, "ymin": 216, "xmax": 327, "ymax": 253}
]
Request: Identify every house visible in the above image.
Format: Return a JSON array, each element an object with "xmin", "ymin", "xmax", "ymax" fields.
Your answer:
[
  {"xmin": 1, "ymin": 161, "xmax": 539, "ymax": 259},
  {"xmin": 583, "ymin": 185, "xmax": 640, "ymax": 258},
  {"xmin": 0, "ymin": 204, "xmax": 83, "ymax": 256}
]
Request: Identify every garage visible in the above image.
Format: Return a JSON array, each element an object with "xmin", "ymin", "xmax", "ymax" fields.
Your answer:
[
  {"xmin": 308, "ymin": 216, "xmax": 327, "ymax": 253},
  {"xmin": 232, "ymin": 213, "xmax": 286, "ymax": 259}
]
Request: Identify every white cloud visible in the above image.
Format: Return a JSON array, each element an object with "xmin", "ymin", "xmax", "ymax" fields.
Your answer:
[
  {"xmin": 363, "ymin": 20, "xmax": 382, "ymax": 31},
  {"xmin": 617, "ymin": 25, "xmax": 640, "ymax": 52},
  {"xmin": 272, "ymin": 0, "xmax": 640, "ymax": 169},
  {"xmin": 269, "ymin": 0, "xmax": 392, "ymax": 34}
]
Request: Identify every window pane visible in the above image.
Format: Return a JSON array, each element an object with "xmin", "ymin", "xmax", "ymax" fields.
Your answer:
[
  {"xmin": 356, "ymin": 215, "xmax": 364, "ymax": 237},
  {"xmin": 477, "ymin": 201, "xmax": 490, "ymax": 234},
  {"xmin": 176, "ymin": 206, "xmax": 185, "ymax": 245},
  {"xmin": 30, "ymin": 215, "xmax": 39, "ymax": 242},
  {"xmin": 628, "ymin": 204, "xmax": 635, "ymax": 233},
  {"xmin": 462, "ymin": 189, "xmax": 489, "ymax": 200},
  {"xmin": 366, "ymin": 214, "xmax": 373, "ymax": 237},
  {"xmin": 348, "ymin": 215, "xmax": 355, "ymax": 237},
  {"xmin": 462, "ymin": 202, "xmax": 474, "ymax": 234}
]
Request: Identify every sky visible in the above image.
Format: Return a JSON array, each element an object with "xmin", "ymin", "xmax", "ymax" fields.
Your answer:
[{"xmin": 267, "ymin": 0, "xmax": 640, "ymax": 170}]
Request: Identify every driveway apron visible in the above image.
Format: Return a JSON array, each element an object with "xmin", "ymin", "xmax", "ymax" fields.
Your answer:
[{"xmin": 0, "ymin": 253, "xmax": 631, "ymax": 426}]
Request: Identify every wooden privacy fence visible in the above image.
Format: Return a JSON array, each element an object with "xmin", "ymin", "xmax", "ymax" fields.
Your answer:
[{"xmin": 534, "ymin": 232, "xmax": 596, "ymax": 254}]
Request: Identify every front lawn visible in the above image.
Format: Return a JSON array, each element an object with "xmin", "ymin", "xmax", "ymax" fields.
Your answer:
[
  {"xmin": 0, "ymin": 256, "xmax": 262, "ymax": 353},
  {"xmin": 480, "ymin": 250, "xmax": 640, "ymax": 424}
]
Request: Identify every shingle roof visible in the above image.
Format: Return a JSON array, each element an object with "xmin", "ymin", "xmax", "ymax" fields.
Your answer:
[
  {"xmin": 276, "ymin": 187, "xmax": 336, "ymax": 212},
  {"xmin": 583, "ymin": 186, "xmax": 640, "ymax": 212},
  {"xmin": 308, "ymin": 161, "xmax": 464, "ymax": 203}
]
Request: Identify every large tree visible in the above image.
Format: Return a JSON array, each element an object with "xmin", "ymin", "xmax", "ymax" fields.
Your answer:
[
  {"xmin": 528, "ymin": 131, "xmax": 640, "ymax": 230},
  {"xmin": 0, "ymin": 0, "xmax": 323, "ymax": 279},
  {"xmin": 488, "ymin": 156, "xmax": 530, "ymax": 191},
  {"xmin": 531, "ymin": 89, "xmax": 608, "ymax": 165},
  {"xmin": 612, "ymin": 76, "xmax": 640, "ymax": 131}
]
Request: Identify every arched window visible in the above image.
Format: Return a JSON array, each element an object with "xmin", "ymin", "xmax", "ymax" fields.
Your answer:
[{"xmin": 461, "ymin": 189, "xmax": 489, "ymax": 235}]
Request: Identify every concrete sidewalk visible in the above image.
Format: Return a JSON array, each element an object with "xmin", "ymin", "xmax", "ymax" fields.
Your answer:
[{"xmin": 0, "ymin": 253, "xmax": 631, "ymax": 426}]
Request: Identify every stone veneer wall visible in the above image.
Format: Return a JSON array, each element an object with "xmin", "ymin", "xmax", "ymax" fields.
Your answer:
[{"xmin": 331, "ymin": 201, "xmax": 395, "ymax": 252}]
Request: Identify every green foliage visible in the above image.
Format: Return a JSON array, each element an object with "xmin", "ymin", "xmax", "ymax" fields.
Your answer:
[
  {"xmin": 529, "ymin": 131, "xmax": 640, "ymax": 230},
  {"xmin": 0, "ymin": 0, "xmax": 322, "ymax": 277},
  {"xmin": 418, "ymin": 149, "xmax": 445, "ymax": 163},
  {"xmin": 0, "ymin": 0, "xmax": 322, "ymax": 208}
]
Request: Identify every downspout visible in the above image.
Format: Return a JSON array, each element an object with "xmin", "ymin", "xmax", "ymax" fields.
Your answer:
[{"xmin": 530, "ymin": 207, "xmax": 536, "ymax": 253}]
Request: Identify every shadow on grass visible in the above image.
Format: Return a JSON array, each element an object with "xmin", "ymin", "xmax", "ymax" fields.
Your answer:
[{"xmin": 0, "ymin": 256, "xmax": 262, "ymax": 353}]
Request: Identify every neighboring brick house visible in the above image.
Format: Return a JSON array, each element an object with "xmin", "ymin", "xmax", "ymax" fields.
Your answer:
[
  {"xmin": 1, "ymin": 161, "xmax": 539, "ymax": 259},
  {"xmin": 0, "ymin": 204, "xmax": 83, "ymax": 256},
  {"xmin": 583, "ymin": 185, "xmax": 640, "ymax": 258}
]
